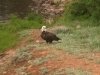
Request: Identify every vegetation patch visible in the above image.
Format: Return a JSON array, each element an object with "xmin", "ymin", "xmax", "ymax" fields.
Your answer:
[
  {"xmin": 50, "ymin": 67, "xmax": 92, "ymax": 75},
  {"xmin": 0, "ymin": 30, "xmax": 17, "ymax": 52},
  {"xmin": 11, "ymin": 45, "xmax": 34, "ymax": 63},
  {"xmin": 50, "ymin": 27, "xmax": 100, "ymax": 54},
  {"xmin": 95, "ymin": 59, "xmax": 100, "ymax": 64},
  {"xmin": 15, "ymin": 66, "xmax": 31, "ymax": 75},
  {"xmin": 0, "ymin": 12, "xmax": 44, "ymax": 52},
  {"xmin": 28, "ymin": 53, "xmax": 57, "ymax": 66},
  {"xmin": 39, "ymin": 67, "xmax": 49, "ymax": 75},
  {"xmin": 74, "ymin": 53, "xmax": 95, "ymax": 60},
  {"xmin": 17, "ymin": 29, "xmax": 33, "ymax": 40}
]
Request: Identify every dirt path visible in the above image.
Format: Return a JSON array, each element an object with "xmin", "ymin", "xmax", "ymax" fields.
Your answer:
[{"xmin": 0, "ymin": 30, "xmax": 100, "ymax": 75}]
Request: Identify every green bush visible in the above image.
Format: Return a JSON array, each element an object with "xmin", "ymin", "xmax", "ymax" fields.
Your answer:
[
  {"xmin": 9, "ymin": 13, "xmax": 44, "ymax": 32},
  {"xmin": 26, "ymin": 13, "xmax": 43, "ymax": 23},
  {"xmin": 64, "ymin": 0, "xmax": 100, "ymax": 23},
  {"xmin": 66, "ymin": 0, "xmax": 89, "ymax": 19}
]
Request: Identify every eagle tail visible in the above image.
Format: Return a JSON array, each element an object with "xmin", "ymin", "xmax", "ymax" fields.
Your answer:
[{"xmin": 56, "ymin": 37, "xmax": 61, "ymax": 41}]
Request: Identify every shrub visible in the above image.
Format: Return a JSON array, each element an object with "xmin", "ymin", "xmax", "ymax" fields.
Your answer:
[
  {"xmin": 64, "ymin": 0, "xmax": 100, "ymax": 25},
  {"xmin": 9, "ymin": 13, "xmax": 44, "ymax": 32},
  {"xmin": 26, "ymin": 13, "xmax": 44, "ymax": 23}
]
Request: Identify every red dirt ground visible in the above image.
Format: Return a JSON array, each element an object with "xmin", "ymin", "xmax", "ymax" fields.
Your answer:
[{"xmin": 0, "ymin": 30, "xmax": 100, "ymax": 75}]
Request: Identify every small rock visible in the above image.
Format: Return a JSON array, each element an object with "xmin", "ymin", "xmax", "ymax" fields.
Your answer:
[
  {"xmin": 3, "ymin": 71, "xmax": 7, "ymax": 74},
  {"xmin": 36, "ymin": 40, "xmax": 39, "ymax": 43},
  {"xmin": 27, "ymin": 65, "xmax": 33, "ymax": 70}
]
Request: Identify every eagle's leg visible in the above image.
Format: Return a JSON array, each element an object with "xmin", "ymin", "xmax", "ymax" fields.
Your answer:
[{"xmin": 48, "ymin": 40, "xmax": 52, "ymax": 43}]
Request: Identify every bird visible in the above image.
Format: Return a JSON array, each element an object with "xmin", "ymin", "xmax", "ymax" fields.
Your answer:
[{"xmin": 41, "ymin": 26, "xmax": 61, "ymax": 43}]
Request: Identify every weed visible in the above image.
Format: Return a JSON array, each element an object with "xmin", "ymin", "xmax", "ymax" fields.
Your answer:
[
  {"xmin": 95, "ymin": 59, "xmax": 100, "ymax": 64},
  {"xmin": 33, "ymin": 56, "xmax": 47, "ymax": 65},
  {"xmin": 15, "ymin": 66, "xmax": 32, "ymax": 75},
  {"xmin": 65, "ymin": 67, "xmax": 92, "ymax": 75},
  {"xmin": 32, "ymin": 43, "xmax": 49, "ymax": 50},
  {"xmin": 50, "ymin": 68, "xmax": 64, "ymax": 75},
  {"xmin": 11, "ymin": 45, "xmax": 34, "ymax": 63},
  {"xmin": 28, "ymin": 53, "xmax": 57, "ymax": 66},
  {"xmin": 50, "ymin": 67, "xmax": 92, "ymax": 75},
  {"xmin": 74, "ymin": 53, "xmax": 95, "ymax": 60},
  {"xmin": 17, "ymin": 29, "xmax": 33, "ymax": 40},
  {"xmin": 39, "ymin": 67, "xmax": 49, "ymax": 75}
]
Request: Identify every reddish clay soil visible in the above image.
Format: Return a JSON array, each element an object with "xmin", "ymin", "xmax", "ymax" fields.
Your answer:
[{"xmin": 0, "ymin": 30, "xmax": 100, "ymax": 75}]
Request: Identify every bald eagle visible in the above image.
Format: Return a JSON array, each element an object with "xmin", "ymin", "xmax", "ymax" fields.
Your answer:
[{"xmin": 41, "ymin": 26, "xmax": 61, "ymax": 43}]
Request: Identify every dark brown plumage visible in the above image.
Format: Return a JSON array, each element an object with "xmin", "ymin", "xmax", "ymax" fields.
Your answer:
[{"xmin": 41, "ymin": 26, "xmax": 61, "ymax": 43}]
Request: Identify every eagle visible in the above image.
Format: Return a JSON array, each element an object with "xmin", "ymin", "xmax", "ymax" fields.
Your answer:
[{"xmin": 41, "ymin": 26, "xmax": 61, "ymax": 43}]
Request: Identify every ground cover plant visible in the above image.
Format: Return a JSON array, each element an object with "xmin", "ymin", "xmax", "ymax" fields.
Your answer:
[
  {"xmin": 0, "ymin": 30, "xmax": 17, "ymax": 52},
  {"xmin": 0, "ymin": 13, "xmax": 44, "ymax": 52},
  {"xmin": 50, "ymin": 67, "xmax": 92, "ymax": 75}
]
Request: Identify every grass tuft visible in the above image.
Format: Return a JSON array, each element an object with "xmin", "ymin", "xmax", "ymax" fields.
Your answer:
[
  {"xmin": 28, "ymin": 53, "xmax": 57, "ymax": 66},
  {"xmin": 10, "ymin": 45, "xmax": 34, "ymax": 63},
  {"xmin": 39, "ymin": 67, "xmax": 49, "ymax": 75}
]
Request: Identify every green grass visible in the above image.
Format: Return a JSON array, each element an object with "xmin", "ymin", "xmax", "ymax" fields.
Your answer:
[
  {"xmin": 0, "ymin": 13, "xmax": 44, "ymax": 52},
  {"xmin": 53, "ymin": 27, "xmax": 100, "ymax": 53},
  {"xmin": 10, "ymin": 19, "xmax": 43, "ymax": 31},
  {"xmin": 17, "ymin": 29, "xmax": 33, "ymax": 40},
  {"xmin": 0, "ymin": 30, "xmax": 17, "ymax": 52}
]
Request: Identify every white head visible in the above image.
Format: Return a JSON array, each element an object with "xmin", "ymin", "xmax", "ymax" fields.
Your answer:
[{"xmin": 41, "ymin": 26, "xmax": 47, "ymax": 32}]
